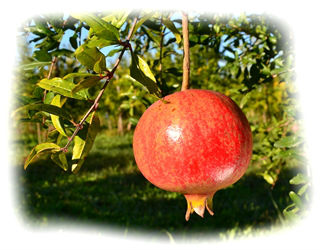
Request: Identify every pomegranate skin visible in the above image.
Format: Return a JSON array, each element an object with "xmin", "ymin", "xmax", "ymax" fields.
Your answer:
[{"xmin": 133, "ymin": 89, "xmax": 252, "ymax": 219}]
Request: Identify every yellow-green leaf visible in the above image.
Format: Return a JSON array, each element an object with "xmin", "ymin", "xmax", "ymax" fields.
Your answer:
[
  {"xmin": 130, "ymin": 52, "xmax": 161, "ymax": 97},
  {"xmin": 37, "ymin": 78, "xmax": 88, "ymax": 100},
  {"xmin": 72, "ymin": 113, "xmax": 100, "ymax": 173},
  {"xmin": 24, "ymin": 143, "xmax": 60, "ymax": 169},
  {"xmin": 51, "ymin": 151, "xmax": 68, "ymax": 171},
  {"xmin": 102, "ymin": 11, "xmax": 130, "ymax": 29},
  {"xmin": 71, "ymin": 13, "xmax": 119, "ymax": 41},
  {"xmin": 74, "ymin": 45, "xmax": 106, "ymax": 73},
  {"xmin": 63, "ymin": 72, "xmax": 98, "ymax": 80},
  {"xmin": 289, "ymin": 191, "xmax": 302, "ymax": 208},
  {"xmin": 19, "ymin": 61, "xmax": 51, "ymax": 71},
  {"xmin": 162, "ymin": 18, "xmax": 181, "ymax": 44},
  {"xmin": 50, "ymin": 95, "xmax": 67, "ymax": 137},
  {"xmin": 132, "ymin": 12, "xmax": 154, "ymax": 35},
  {"xmin": 12, "ymin": 103, "xmax": 72, "ymax": 120}
]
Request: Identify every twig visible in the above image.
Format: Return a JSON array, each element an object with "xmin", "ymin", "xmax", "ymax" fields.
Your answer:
[
  {"xmin": 61, "ymin": 17, "xmax": 138, "ymax": 152},
  {"xmin": 159, "ymin": 16, "xmax": 165, "ymax": 85},
  {"xmin": 181, "ymin": 12, "xmax": 190, "ymax": 91},
  {"xmin": 42, "ymin": 56, "xmax": 57, "ymax": 103},
  {"xmin": 42, "ymin": 56, "xmax": 58, "ymax": 128}
]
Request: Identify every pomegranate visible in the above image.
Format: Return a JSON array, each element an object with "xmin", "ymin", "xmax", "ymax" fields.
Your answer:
[{"xmin": 133, "ymin": 89, "xmax": 252, "ymax": 220}]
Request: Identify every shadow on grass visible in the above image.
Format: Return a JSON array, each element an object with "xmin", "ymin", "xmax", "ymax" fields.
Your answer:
[
  {"xmin": 16, "ymin": 134, "xmax": 298, "ymax": 241},
  {"xmin": 17, "ymin": 161, "xmax": 297, "ymax": 240}
]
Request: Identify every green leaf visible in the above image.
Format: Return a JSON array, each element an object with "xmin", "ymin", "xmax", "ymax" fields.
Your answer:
[
  {"xmin": 37, "ymin": 77, "xmax": 88, "ymax": 100},
  {"xmin": 50, "ymin": 95, "xmax": 67, "ymax": 137},
  {"xmin": 128, "ymin": 117, "xmax": 138, "ymax": 126},
  {"xmin": 283, "ymin": 205, "xmax": 299, "ymax": 220},
  {"xmin": 74, "ymin": 45, "xmax": 106, "ymax": 73},
  {"xmin": 120, "ymin": 102, "xmax": 130, "ymax": 110},
  {"xmin": 142, "ymin": 26, "xmax": 160, "ymax": 46},
  {"xmin": 72, "ymin": 13, "xmax": 119, "ymax": 42},
  {"xmin": 12, "ymin": 103, "xmax": 72, "ymax": 120},
  {"xmin": 261, "ymin": 172, "xmax": 274, "ymax": 185},
  {"xmin": 63, "ymin": 72, "xmax": 98, "ymax": 80},
  {"xmin": 162, "ymin": 18, "xmax": 181, "ymax": 44},
  {"xmin": 102, "ymin": 11, "xmax": 130, "ymax": 29},
  {"xmin": 298, "ymin": 184, "xmax": 309, "ymax": 196},
  {"xmin": 33, "ymin": 49, "xmax": 52, "ymax": 62},
  {"xmin": 106, "ymin": 48, "xmax": 123, "ymax": 57},
  {"xmin": 33, "ymin": 86, "xmax": 44, "ymax": 99},
  {"xmin": 72, "ymin": 113, "xmax": 100, "ymax": 173},
  {"xmin": 130, "ymin": 52, "xmax": 161, "ymax": 97},
  {"xmin": 289, "ymin": 173, "xmax": 308, "ymax": 185},
  {"xmin": 50, "ymin": 49, "xmax": 74, "ymax": 57},
  {"xmin": 93, "ymin": 56, "xmax": 107, "ymax": 74},
  {"xmin": 19, "ymin": 61, "xmax": 51, "ymax": 71},
  {"xmin": 70, "ymin": 34, "xmax": 78, "ymax": 49},
  {"xmin": 165, "ymin": 67, "xmax": 182, "ymax": 76},
  {"xmin": 133, "ymin": 12, "xmax": 154, "ymax": 35},
  {"xmin": 43, "ymin": 91, "xmax": 55, "ymax": 104},
  {"xmin": 274, "ymin": 135, "xmax": 302, "ymax": 148},
  {"xmin": 289, "ymin": 191, "xmax": 302, "ymax": 208},
  {"xmin": 86, "ymin": 36, "xmax": 116, "ymax": 49},
  {"xmin": 72, "ymin": 76, "xmax": 101, "ymax": 94},
  {"xmin": 51, "ymin": 151, "xmax": 68, "ymax": 171},
  {"xmin": 239, "ymin": 91, "xmax": 252, "ymax": 109},
  {"xmin": 24, "ymin": 143, "xmax": 60, "ymax": 169}
]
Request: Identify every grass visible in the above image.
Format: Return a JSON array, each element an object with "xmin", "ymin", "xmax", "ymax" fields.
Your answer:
[{"xmin": 14, "ymin": 131, "xmax": 299, "ymax": 242}]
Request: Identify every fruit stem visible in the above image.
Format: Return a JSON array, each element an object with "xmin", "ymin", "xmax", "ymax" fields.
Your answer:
[
  {"xmin": 181, "ymin": 12, "xmax": 190, "ymax": 91},
  {"xmin": 184, "ymin": 193, "xmax": 215, "ymax": 221}
]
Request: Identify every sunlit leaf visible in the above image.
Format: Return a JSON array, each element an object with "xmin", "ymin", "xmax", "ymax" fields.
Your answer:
[
  {"xmin": 162, "ymin": 18, "xmax": 181, "ymax": 44},
  {"xmin": 37, "ymin": 77, "xmax": 88, "ymax": 100},
  {"xmin": 289, "ymin": 173, "xmax": 308, "ymax": 185},
  {"xmin": 51, "ymin": 151, "xmax": 68, "ymax": 171},
  {"xmin": 102, "ymin": 11, "xmax": 130, "ymax": 29},
  {"xmin": 260, "ymin": 172, "xmax": 275, "ymax": 185},
  {"xmin": 130, "ymin": 52, "xmax": 161, "ymax": 97},
  {"xmin": 50, "ymin": 95, "xmax": 67, "ymax": 137},
  {"xmin": 239, "ymin": 91, "xmax": 252, "ymax": 109},
  {"xmin": 24, "ymin": 143, "xmax": 60, "ymax": 169},
  {"xmin": 142, "ymin": 26, "xmax": 160, "ymax": 45},
  {"xmin": 72, "ymin": 13, "xmax": 119, "ymax": 42},
  {"xmin": 43, "ymin": 91, "xmax": 55, "ymax": 104},
  {"xmin": 72, "ymin": 113, "xmax": 100, "ymax": 173},
  {"xmin": 133, "ymin": 12, "xmax": 154, "ymax": 35},
  {"xmin": 19, "ymin": 61, "xmax": 51, "ymax": 71},
  {"xmin": 289, "ymin": 191, "xmax": 302, "ymax": 208},
  {"xmin": 63, "ymin": 72, "xmax": 98, "ymax": 80},
  {"xmin": 74, "ymin": 45, "xmax": 106, "ymax": 73},
  {"xmin": 274, "ymin": 135, "xmax": 302, "ymax": 148},
  {"xmin": 86, "ymin": 37, "xmax": 116, "ymax": 49},
  {"xmin": 298, "ymin": 184, "xmax": 309, "ymax": 196},
  {"xmin": 12, "ymin": 103, "xmax": 72, "ymax": 120}
]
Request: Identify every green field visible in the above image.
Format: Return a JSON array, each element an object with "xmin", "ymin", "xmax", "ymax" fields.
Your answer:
[{"xmin": 13, "ymin": 131, "xmax": 301, "ymax": 242}]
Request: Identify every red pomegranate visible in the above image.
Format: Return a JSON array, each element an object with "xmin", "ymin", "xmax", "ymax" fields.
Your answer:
[{"xmin": 133, "ymin": 89, "xmax": 252, "ymax": 220}]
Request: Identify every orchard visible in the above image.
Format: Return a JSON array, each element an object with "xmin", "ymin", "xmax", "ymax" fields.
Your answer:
[{"xmin": 12, "ymin": 11, "xmax": 308, "ymax": 239}]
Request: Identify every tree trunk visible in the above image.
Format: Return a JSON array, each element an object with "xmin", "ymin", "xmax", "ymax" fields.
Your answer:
[
  {"xmin": 127, "ymin": 121, "xmax": 132, "ymax": 131},
  {"xmin": 117, "ymin": 112, "xmax": 124, "ymax": 135},
  {"xmin": 36, "ymin": 123, "xmax": 41, "ymax": 144}
]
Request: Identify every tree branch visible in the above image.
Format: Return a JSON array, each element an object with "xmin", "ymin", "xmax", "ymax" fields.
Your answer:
[
  {"xmin": 181, "ymin": 12, "xmax": 190, "ymax": 91},
  {"xmin": 61, "ymin": 17, "xmax": 138, "ymax": 152}
]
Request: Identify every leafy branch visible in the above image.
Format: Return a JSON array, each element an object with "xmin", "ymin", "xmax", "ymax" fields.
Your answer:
[{"xmin": 61, "ymin": 17, "xmax": 138, "ymax": 152}]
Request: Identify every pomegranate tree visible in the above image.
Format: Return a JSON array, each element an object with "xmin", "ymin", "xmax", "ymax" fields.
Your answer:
[{"xmin": 133, "ymin": 89, "xmax": 252, "ymax": 220}]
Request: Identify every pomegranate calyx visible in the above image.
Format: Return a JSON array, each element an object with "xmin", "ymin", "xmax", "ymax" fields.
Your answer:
[{"xmin": 184, "ymin": 193, "xmax": 215, "ymax": 221}]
